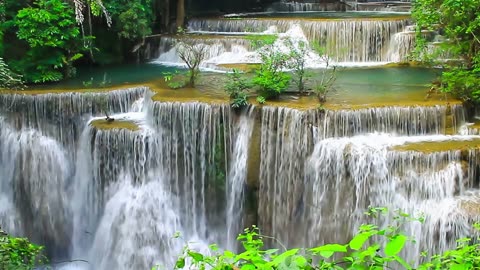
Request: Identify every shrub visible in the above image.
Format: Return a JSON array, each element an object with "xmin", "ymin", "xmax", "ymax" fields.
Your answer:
[
  {"xmin": 0, "ymin": 229, "xmax": 45, "ymax": 269},
  {"xmin": 225, "ymin": 69, "xmax": 251, "ymax": 109},
  {"xmin": 167, "ymin": 208, "xmax": 480, "ymax": 270},
  {"xmin": 248, "ymin": 35, "xmax": 291, "ymax": 100}
]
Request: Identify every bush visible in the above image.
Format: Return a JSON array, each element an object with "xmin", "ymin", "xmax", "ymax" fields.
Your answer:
[
  {"xmin": 248, "ymin": 35, "xmax": 291, "ymax": 100},
  {"xmin": 0, "ymin": 229, "xmax": 45, "ymax": 270},
  {"xmin": 225, "ymin": 69, "xmax": 251, "ymax": 109},
  {"xmin": 167, "ymin": 208, "xmax": 480, "ymax": 270}
]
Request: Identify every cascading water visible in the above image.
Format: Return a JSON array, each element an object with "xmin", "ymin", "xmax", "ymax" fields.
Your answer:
[
  {"xmin": 1, "ymin": 85, "xmax": 480, "ymax": 269},
  {"xmin": 0, "ymin": 118, "xmax": 72, "ymax": 257},
  {"xmin": 257, "ymin": 104, "xmax": 480, "ymax": 265},
  {"xmin": 226, "ymin": 107, "xmax": 255, "ymax": 250},
  {"xmin": 153, "ymin": 16, "xmax": 414, "ymax": 69}
]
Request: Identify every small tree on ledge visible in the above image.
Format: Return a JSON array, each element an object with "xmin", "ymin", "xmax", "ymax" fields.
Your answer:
[{"xmin": 175, "ymin": 29, "xmax": 208, "ymax": 88}]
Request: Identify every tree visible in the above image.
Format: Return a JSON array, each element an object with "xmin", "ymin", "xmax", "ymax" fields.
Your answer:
[
  {"xmin": 312, "ymin": 46, "xmax": 337, "ymax": 104},
  {"xmin": 14, "ymin": 0, "xmax": 85, "ymax": 83},
  {"xmin": 285, "ymin": 39, "xmax": 308, "ymax": 93},
  {"xmin": 225, "ymin": 69, "xmax": 252, "ymax": 109},
  {"xmin": 176, "ymin": 0, "xmax": 185, "ymax": 29},
  {"xmin": 412, "ymin": 0, "xmax": 480, "ymax": 103},
  {"xmin": 176, "ymin": 38, "xmax": 207, "ymax": 88},
  {"xmin": 249, "ymin": 35, "xmax": 291, "ymax": 101}
]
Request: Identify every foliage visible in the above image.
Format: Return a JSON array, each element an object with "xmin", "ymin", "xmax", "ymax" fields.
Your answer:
[
  {"xmin": 285, "ymin": 39, "xmax": 309, "ymax": 93},
  {"xmin": 248, "ymin": 35, "xmax": 291, "ymax": 101},
  {"xmin": 14, "ymin": 0, "xmax": 85, "ymax": 83},
  {"xmin": 168, "ymin": 208, "xmax": 480, "ymax": 270},
  {"xmin": 225, "ymin": 69, "xmax": 251, "ymax": 109},
  {"xmin": 73, "ymin": 0, "xmax": 112, "ymax": 26},
  {"xmin": 0, "ymin": 58, "xmax": 25, "ymax": 90},
  {"xmin": 0, "ymin": 228, "xmax": 45, "ymax": 270},
  {"xmin": 175, "ymin": 31, "xmax": 208, "ymax": 88},
  {"xmin": 412, "ymin": 0, "xmax": 480, "ymax": 103},
  {"xmin": 163, "ymin": 71, "xmax": 187, "ymax": 89},
  {"xmin": 105, "ymin": 0, "xmax": 153, "ymax": 40},
  {"xmin": 256, "ymin": 96, "xmax": 266, "ymax": 104},
  {"xmin": 311, "ymin": 44, "xmax": 337, "ymax": 104}
]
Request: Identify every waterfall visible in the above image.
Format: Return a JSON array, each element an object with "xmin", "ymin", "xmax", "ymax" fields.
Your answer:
[
  {"xmin": 1, "ymin": 87, "xmax": 479, "ymax": 268},
  {"xmin": 186, "ymin": 18, "xmax": 410, "ymax": 62},
  {"xmin": 0, "ymin": 87, "xmax": 146, "ymax": 151},
  {"xmin": 88, "ymin": 174, "xmax": 183, "ymax": 270},
  {"xmin": 153, "ymin": 36, "xmax": 254, "ymax": 69},
  {"xmin": 226, "ymin": 107, "xmax": 255, "ymax": 250},
  {"xmin": 257, "ymin": 104, "xmax": 479, "ymax": 264},
  {"xmin": 0, "ymin": 118, "xmax": 72, "ymax": 258}
]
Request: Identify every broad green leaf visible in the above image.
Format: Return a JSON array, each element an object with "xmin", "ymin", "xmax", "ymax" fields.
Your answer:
[
  {"xmin": 311, "ymin": 244, "xmax": 347, "ymax": 254},
  {"xmin": 241, "ymin": 264, "xmax": 256, "ymax": 270},
  {"xmin": 294, "ymin": 256, "xmax": 307, "ymax": 267},
  {"xmin": 385, "ymin": 235, "xmax": 407, "ymax": 256},
  {"xmin": 175, "ymin": 257, "xmax": 185, "ymax": 269},
  {"xmin": 319, "ymin": 250, "xmax": 334, "ymax": 258},
  {"xmin": 187, "ymin": 251, "xmax": 204, "ymax": 262},
  {"xmin": 224, "ymin": 250, "xmax": 235, "ymax": 259},
  {"xmin": 349, "ymin": 233, "xmax": 370, "ymax": 250},
  {"xmin": 450, "ymin": 264, "xmax": 467, "ymax": 270},
  {"xmin": 268, "ymin": 248, "xmax": 299, "ymax": 266}
]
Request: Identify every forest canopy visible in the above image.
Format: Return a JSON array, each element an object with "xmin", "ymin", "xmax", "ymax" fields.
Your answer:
[{"xmin": 0, "ymin": 0, "xmax": 274, "ymax": 84}]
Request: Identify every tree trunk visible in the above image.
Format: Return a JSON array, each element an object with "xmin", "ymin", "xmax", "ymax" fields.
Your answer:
[
  {"xmin": 164, "ymin": 0, "xmax": 170, "ymax": 32},
  {"xmin": 176, "ymin": 0, "xmax": 185, "ymax": 30}
]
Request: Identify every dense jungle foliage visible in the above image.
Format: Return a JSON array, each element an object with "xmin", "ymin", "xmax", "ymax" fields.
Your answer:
[
  {"xmin": 0, "ymin": 0, "xmax": 275, "ymax": 85},
  {"xmin": 0, "ymin": 228, "xmax": 45, "ymax": 270},
  {"xmin": 412, "ymin": 0, "xmax": 480, "ymax": 103}
]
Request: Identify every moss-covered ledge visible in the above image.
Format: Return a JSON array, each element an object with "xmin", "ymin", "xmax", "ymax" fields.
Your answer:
[
  {"xmin": 90, "ymin": 119, "xmax": 140, "ymax": 131},
  {"xmin": 391, "ymin": 139, "xmax": 480, "ymax": 154}
]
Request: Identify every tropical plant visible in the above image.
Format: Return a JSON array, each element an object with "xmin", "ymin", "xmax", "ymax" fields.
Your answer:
[
  {"xmin": 14, "ymin": 0, "xmax": 85, "ymax": 83},
  {"xmin": 412, "ymin": 0, "xmax": 480, "ymax": 103},
  {"xmin": 165, "ymin": 208, "xmax": 480, "ymax": 270},
  {"xmin": 312, "ymin": 45, "xmax": 337, "ymax": 104},
  {"xmin": 225, "ymin": 69, "xmax": 251, "ymax": 109},
  {"xmin": 174, "ymin": 29, "xmax": 208, "ymax": 88},
  {"xmin": 0, "ymin": 228, "xmax": 45, "ymax": 270},
  {"xmin": 285, "ymin": 38, "xmax": 309, "ymax": 93},
  {"xmin": 248, "ymin": 35, "xmax": 291, "ymax": 100}
]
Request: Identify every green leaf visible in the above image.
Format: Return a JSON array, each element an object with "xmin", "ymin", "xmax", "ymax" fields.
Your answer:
[
  {"xmin": 175, "ymin": 257, "xmax": 185, "ymax": 269},
  {"xmin": 268, "ymin": 249, "xmax": 299, "ymax": 266},
  {"xmin": 311, "ymin": 244, "xmax": 348, "ymax": 254},
  {"xmin": 319, "ymin": 251, "xmax": 334, "ymax": 258},
  {"xmin": 450, "ymin": 264, "xmax": 467, "ymax": 270},
  {"xmin": 187, "ymin": 251, "xmax": 204, "ymax": 262},
  {"xmin": 385, "ymin": 235, "xmax": 407, "ymax": 256},
  {"xmin": 240, "ymin": 265, "xmax": 256, "ymax": 270},
  {"xmin": 294, "ymin": 256, "xmax": 307, "ymax": 267},
  {"xmin": 265, "ymin": 249, "xmax": 279, "ymax": 255},
  {"xmin": 349, "ymin": 233, "xmax": 370, "ymax": 250}
]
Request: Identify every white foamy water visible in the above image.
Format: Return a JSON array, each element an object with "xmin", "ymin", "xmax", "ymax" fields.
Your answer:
[
  {"xmin": 226, "ymin": 108, "xmax": 255, "ymax": 250},
  {"xmin": 1, "ymin": 85, "xmax": 480, "ymax": 270},
  {"xmin": 154, "ymin": 18, "xmax": 414, "ymax": 70}
]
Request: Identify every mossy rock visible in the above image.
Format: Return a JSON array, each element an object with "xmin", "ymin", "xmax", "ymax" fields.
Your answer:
[
  {"xmin": 90, "ymin": 119, "xmax": 140, "ymax": 131},
  {"xmin": 392, "ymin": 139, "xmax": 480, "ymax": 154}
]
